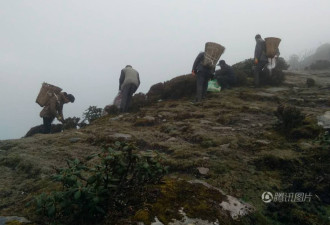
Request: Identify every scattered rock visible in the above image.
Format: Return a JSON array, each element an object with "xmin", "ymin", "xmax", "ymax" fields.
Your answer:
[
  {"xmin": 211, "ymin": 126, "xmax": 234, "ymax": 131},
  {"xmin": 220, "ymin": 143, "xmax": 230, "ymax": 151},
  {"xmin": 200, "ymin": 119, "xmax": 212, "ymax": 124},
  {"xmin": 144, "ymin": 116, "xmax": 156, "ymax": 121},
  {"xmin": 108, "ymin": 133, "xmax": 132, "ymax": 140},
  {"xmin": 255, "ymin": 140, "xmax": 270, "ymax": 145},
  {"xmin": 197, "ymin": 167, "xmax": 209, "ymax": 175},
  {"xmin": 220, "ymin": 195, "xmax": 255, "ymax": 220},
  {"xmin": 0, "ymin": 216, "xmax": 30, "ymax": 225},
  {"xmin": 317, "ymin": 111, "xmax": 330, "ymax": 129},
  {"xmin": 168, "ymin": 209, "xmax": 219, "ymax": 225},
  {"xmin": 299, "ymin": 142, "xmax": 314, "ymax": 151},
  {"xmin": 134, "ymin": 116, "xmax": 156, "ymax": 126},
  {"xmin": 289, "ymin": 97, "xmax": 304, "ymax": 104},
  {"xmin": 69, "ymin": 137, "xmax": 81, "ymax": 143},
  {"xmin": 167, "ymin": 137, "xmax": 177, "ymax": 142},
  {"xmin": 109, "ymin": 115, "xmax": 124, "ymax": 121},
  {"xmin": 189, "ymin": 180, "xmax": 255, "ymax": 219},
  {"xmin": 265, "ymin": 87, "xmax": 289, "ymax": 93},
  {"xmin": 256, "ymin": 92, "xmax": 276, "ymax": 98},
  {"xmin": 144, "ymin": 210, "xmax": 220, "ymax": 225}
]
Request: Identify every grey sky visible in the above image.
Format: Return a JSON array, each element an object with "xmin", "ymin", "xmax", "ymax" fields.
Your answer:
[{"xmin": 1, "ymin": 0, "xmax": 330, "ymax": 140}]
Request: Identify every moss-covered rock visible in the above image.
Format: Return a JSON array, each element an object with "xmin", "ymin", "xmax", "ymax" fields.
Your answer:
[{"xmin": 134, "ymin": 179, "xmax": 233, "ymax": 225}]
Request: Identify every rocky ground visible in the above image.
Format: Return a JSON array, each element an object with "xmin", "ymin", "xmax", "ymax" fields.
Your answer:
[{"xmin": 0, "ymin": 71, "xmax": 329, "ymax": 225}]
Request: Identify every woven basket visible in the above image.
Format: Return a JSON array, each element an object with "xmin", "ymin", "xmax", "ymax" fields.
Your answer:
[
  {"xmin": 265, "ymin": 37, "xmax": 281, "ymax": 58},
  {"xmin": 36, "ymin": 82, "xmax": 62, "ymax": 107},
  {"xmin": 202, "ymin": 42, "xmax": 225, "ymax": 68}
]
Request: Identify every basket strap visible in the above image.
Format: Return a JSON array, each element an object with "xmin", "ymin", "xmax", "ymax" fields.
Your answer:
[{"xmin": 54, "ymin": 93, "xmax": 60, "ymax": 105}]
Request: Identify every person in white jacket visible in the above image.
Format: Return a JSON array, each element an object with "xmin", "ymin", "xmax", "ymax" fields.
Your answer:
[{"xmin": 119, "ymin": 65, "xmax": 140, "ymax": 112}]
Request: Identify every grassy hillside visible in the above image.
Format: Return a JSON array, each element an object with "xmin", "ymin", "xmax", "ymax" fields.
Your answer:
[{"xmin": 0, "ymin": 72, "xmax": 329, "ymax": 225}]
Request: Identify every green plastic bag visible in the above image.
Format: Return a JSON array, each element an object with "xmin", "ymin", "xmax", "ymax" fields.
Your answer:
[{"xmin": 207, "ymin": 79, "xmax": 221, "ymax": 92}]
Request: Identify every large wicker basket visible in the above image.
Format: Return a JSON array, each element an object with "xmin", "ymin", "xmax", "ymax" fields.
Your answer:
[
  {"xmin": 265, "ymin": 37, "xmax": 281, "ymax": 58},
  {"xmin": 36, "ymin": 82, "xmax": 62, "ymax": 107},
  {"xmin": 202, "ymin": 42, "xmax": 225, "ymax": 68}
]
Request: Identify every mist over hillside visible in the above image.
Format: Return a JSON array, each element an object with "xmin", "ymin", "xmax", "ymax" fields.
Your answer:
[{"xmin": 288, "ymin": 43, "xmax": 330, "ymax": 70}]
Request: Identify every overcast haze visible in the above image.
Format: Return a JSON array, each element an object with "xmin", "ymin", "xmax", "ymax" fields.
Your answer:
[{"xmin": 1, "ymin": 0, "xmax": 330, "ymax": 140}]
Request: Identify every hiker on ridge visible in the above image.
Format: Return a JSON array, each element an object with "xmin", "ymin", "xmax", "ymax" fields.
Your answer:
[
  {"xmin": 253, "ymin": 34, "xmax": 268, "ymax": 87},
  {"xmin": 214, "ymin": 60, "xmax": 237, "ymax": 89},
  {"xmin": 119, "ymin": 65, "xmax": 140, "ymax": 112},
  {"xmin": 254, "ymin": 34, "xmax": 281, "ymax": 86},
  {"xmin": 40, "ymin": 92, "xmax": 75, "ymax": 134},
  {"xmin": 192, "ymin": 52, "xmax": 215, "ymax": 102}
]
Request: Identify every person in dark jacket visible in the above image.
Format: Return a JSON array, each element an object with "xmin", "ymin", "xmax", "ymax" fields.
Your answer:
[
  {"xmin": 192, "ymin": 52, "xmax": 214, "ymax": 102},
  {"xmin": 119, "ymin": 65, "xmax": 140, "ymax": 112},
  {"xmin": 214, "ymin": 60, "xmax": 236, "ymax": 89},
  {"xmin": 40, "ymin": 92, "xmax": 75, "ymax": 134},
  {"xmin": 254, "ymin": 34, "xmax": 268, "ymax": 87}
]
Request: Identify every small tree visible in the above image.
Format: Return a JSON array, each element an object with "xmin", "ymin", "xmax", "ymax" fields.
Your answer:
[
  {"xmin": 288, "ymin": 54, "xmax": 300, "ymax": 70},
  {"xmin": 82, "ymin": 106, "xmax": 102, "ymax": 123}
]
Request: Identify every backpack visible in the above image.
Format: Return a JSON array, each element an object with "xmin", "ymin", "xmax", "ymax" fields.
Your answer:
[
  {"xmin": 265, "ymin": 37, "xmax": 281, "ymax": 58},
  {"xmin": 36, "ymin": 82, "xmax": 62, "ymax": 107},
  {"xmin": 202, "ymin": 42, "xmax": 225, "ymax": 68}
]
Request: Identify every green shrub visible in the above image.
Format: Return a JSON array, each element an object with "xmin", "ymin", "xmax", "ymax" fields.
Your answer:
[
  {"xmin": 82, "ymin": 106, "xmax": 102, "ymax": 123},
  {"xmin": 147, "ymin": 74, "xmax": 196, "ymax": 101},
  {"xmin": 232, "ymin": 57, "xmax": 288, "ymax": 86},
  {"xmin": 276, "ymin": 57, "xmax": 290, "ymax": 70},
  {"xmin": 316, "ymin": 131, "xmax": 330, "ymax": 150},
  {"xmin": 131, "ymin": 92, "xmax": 150, "ymax": 112},
  {"xmin": 274, "ymin": 105, "xmax": 305, "ymax": 132},
  {"xmin": 63, "ymin": 117, "xmax": 81, "ymax": 130},
  {"xmin": 274, "ymin": 105, "xmax": 323, "ymax": 139},
  {"xmin": 232, "ymin": 58, "xmax": 254, "ymax": 77},
  {"xmin": 260, "ymin": 68, "xmax": 285, "ymax": 86},
  {"xmin": 306, "ymin": 78, "xmax": 315, "ymax": 87},
  {"xmin": 309, "ymin": 60, "xmax": 330, "ymax": 70},
  {"xmin": 233, "ymin": 69, "xmax": 249, "ymax": 86},
  {"xmin": 31, "ymin": 142, "xmax": 167, "ymax": 224}
]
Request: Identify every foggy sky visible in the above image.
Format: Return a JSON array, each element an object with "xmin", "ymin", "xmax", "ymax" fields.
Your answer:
[{"xmin": 1, "ymin": 0, "xmax": 330, "ymax": 140}]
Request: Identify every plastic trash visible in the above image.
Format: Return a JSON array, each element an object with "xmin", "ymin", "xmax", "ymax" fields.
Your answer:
[{"xmin": 207, "ymin": 79, "xmax": 221, "ymax": 92}]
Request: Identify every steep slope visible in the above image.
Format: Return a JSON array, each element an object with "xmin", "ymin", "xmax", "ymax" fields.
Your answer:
[{"xmin": 0, "ymin": 72, "xmax": 330, "ymax": 225}]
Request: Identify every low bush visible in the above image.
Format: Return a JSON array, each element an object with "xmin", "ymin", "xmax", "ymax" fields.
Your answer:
[
  {"xmin": 274, "ymin": 105, "xmax": 323, "ymax": 140},
  {"xmin": 31, "ymin": 142, "xmax": 167, "ymax": 224},
  {"xmin": 147, "ymin": 74, "xmax": 196, "ymax": 101},
  {"xmin": 82, "ymin": 106, "xmax": 103, "ymax": 123},
  {"xmin": 309, "ymin": 60, "xmax": 330, "ymax": 70},
  {"xmin": 274, "ymin": 105, "xmax": 305, "ymax": 133}
]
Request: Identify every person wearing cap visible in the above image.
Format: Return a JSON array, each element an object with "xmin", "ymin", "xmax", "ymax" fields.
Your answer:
[
  {"xmin": 214, "ymin": 60, "xmax": 237, "ymax": 89},
  {"xmin": 192, "ymin": 52, "xmax": 215, "ymax": 102},
  {"xmin": 119, "ymin": 65, "xmax": 140, "ymax": 112},
  {"xmin": 254, "ymin": 34, "xmax": 268, "ymax": 87},
  {"xmin": 40, "ymin": 92, "xmax": 75, "ymax": 134}
]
